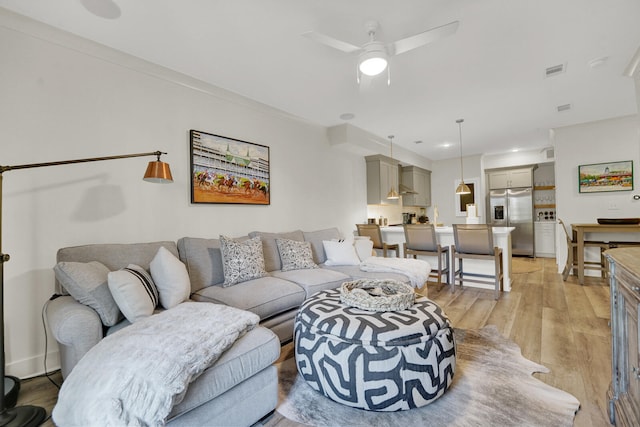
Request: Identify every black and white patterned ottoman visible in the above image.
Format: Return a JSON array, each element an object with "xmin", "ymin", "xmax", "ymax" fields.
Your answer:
[{"xmin": 294, "ymin": 288, "xmax": 455, "ymax": 411}]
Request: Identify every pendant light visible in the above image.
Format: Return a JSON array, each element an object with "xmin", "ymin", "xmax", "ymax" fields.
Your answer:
[
  {"xmin": 455, "ymin": 119, "xmax": 471, "ymax": 195},
  {"xmin": 386, "ymin": 135, "xmax": 399, "ymax": 200}
]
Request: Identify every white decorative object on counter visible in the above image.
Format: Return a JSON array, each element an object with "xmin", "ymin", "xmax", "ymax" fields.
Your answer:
[
  {"xmin": 466, "ymin": 203, "xmax": 480, "ymax": 224},
  {"xmin": 467, "ymin": 204, "xmax": 477, "ymax": 217}
]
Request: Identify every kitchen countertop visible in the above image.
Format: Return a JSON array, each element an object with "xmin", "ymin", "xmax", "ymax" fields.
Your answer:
[
  {"xmin": 378, "ymin": 224, "xmax": 515, "ymax": 292},
  {"xmin": 380, "ymin": 225, "xmax": 515, "ymax": 235}
]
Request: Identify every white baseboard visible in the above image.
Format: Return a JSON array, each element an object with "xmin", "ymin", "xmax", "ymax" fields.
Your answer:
[{"xmin": 6, "ymin": 351, "xmax": 60, "ymax": 379}]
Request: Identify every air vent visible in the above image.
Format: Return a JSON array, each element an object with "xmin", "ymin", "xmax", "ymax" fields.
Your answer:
[
  {"xmin": 545, "ymin": 148, "xmax": 555, "ymax": 159},
  {"xmin": 557, "ymin": 103, "xmax": 571, "ymax": 112},
  {"xmin": 545, "ymin": 63, "xmax": 566, "ymax": 77}
]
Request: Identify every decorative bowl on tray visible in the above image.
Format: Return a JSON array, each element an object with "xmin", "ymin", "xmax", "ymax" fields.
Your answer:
[{"xmin": 597, "ymin": 218, "xmax": 640, "ymax": 225}]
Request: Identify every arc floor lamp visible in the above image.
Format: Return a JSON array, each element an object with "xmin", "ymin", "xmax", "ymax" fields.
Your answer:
[{"xmin": 0, "ymin": 150, "xmax": 172, "ymax": 426}]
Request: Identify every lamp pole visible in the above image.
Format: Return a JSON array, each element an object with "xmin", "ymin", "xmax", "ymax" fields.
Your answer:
[{"xmin": 0, "ymin": 151, "xmax": 171, "ymax": 426}]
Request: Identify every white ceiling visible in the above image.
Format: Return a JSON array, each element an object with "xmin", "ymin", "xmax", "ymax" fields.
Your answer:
[{"xmin": 2, "ymin": 0, "xmax": 639, "ymax": 160}]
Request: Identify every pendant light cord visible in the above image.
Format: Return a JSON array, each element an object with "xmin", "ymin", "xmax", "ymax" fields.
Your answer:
[{"xmin": 457, "ymin": 119, "xmax": 464, "ymax": 182}]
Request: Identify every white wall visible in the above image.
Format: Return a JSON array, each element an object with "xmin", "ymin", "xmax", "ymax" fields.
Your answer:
[
  {"xmin": 554, "ymin": 115, "xmax": 640, "ymax": 272},
  {"xmin": 555, "ymin": 115, "xmax": 640, "ymax": 221},
  {"xmin": 430, "ymin": 154, "xmax": 483, "ymax": 225},
  {"xmin": 0, "ymin": 12, "xmax": 372, "ymax": 377}
]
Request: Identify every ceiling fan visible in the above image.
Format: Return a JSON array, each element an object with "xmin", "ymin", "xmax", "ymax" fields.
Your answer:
[{"xmin": 303, "ymin": 20, "xmax": 459, "ymax": 85}]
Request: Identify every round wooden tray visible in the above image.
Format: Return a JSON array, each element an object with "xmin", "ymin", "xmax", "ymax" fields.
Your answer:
[{"xmin": 340, "ymin": 279, "xmax": 415, "ymax": 312}]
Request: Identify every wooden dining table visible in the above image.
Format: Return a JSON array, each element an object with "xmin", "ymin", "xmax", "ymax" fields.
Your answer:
[{"xmin": 571, "ymin": 223, "xmax": 640, "ymax": 285}]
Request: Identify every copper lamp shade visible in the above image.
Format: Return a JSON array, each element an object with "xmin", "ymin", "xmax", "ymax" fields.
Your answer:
[{"xmin": 143, "ymin": 160, "xmax": 173, "ymax": 183}]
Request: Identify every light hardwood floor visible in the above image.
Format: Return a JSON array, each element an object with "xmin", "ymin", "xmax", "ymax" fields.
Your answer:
[{"xmin": 17, "ymin": 257, "xmax": 611, "ymax": 426}]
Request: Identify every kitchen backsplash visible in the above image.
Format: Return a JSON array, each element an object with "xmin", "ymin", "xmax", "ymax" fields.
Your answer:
[{"xmin": 366, "ymin": 204, "xmax": 424, "ymax": 225}]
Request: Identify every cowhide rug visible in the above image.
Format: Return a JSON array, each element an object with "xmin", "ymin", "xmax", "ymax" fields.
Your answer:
[{"xmin": 276, "ymin": 326, "xmax": 580, "ymax": 426}]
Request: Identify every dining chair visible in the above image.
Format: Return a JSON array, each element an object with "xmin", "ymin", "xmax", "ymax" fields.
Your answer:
[
  {"xmin": 451, "ymin": 224, "xmax": 503, "ymax": 300},
  {"xmin": 403, "ymin": 224, "xmax": 449, "ymax": 286},
  {"xmin": 355, "ymin": 224, "xmax": 399, "ymax": 257},
  {"xmin": 558, "ymin": 218, "xmax": 609, "ymax": 282}
]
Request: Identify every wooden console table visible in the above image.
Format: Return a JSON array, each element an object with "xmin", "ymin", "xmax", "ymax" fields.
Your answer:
[
  {"xmin": 571, "ymin": 223, "xmax": 640, "ymax": 285},
  {"xmin": 606, "ymin": 248, "xmax": 640, "ymax": 426}
]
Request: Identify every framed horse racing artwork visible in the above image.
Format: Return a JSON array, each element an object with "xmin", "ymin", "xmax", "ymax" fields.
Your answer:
[{"xmin": 190, "ymin": 130, "xmax": 270, "ymax": 204}]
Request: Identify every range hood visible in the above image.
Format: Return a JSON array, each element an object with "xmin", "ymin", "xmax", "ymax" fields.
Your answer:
[{"xmin": 398, "ymin": 183, "xmax": 417, "ymax": 194}]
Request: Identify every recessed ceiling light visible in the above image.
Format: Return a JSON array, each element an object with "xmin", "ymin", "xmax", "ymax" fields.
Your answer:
[
  {"xmin": 339, "ymin": 113, "xmax": 355, "ymax": 120},
  {"xmin": 81, "ymin": 0, "xmax": 121, "ymax": 19},
  {"xmin": 441, "ymin": 142, "xmax": 452, "ymax": 148},
  {"xmin": 588, "ymin": 56, "xmax": 609, "ymax": 68},
  {"xmin": 512, "ymin": 148, "xmax": 519, "ymax": 153}
]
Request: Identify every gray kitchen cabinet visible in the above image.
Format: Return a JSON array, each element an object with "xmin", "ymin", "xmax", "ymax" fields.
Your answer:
[
  {"xmin": 488, "ymin": 167, "xmax": 533, "ymax": 189},
  {"xmin": 606, "ymin": 248, "xmax": 640, "ymax": 427},
  {"xmin": 365, "ymin": 155, "xmax": 399, "ymax": 205},
  {"xmin": 401, "ymin": 165, "xmax": 431, "ymax": 207}
]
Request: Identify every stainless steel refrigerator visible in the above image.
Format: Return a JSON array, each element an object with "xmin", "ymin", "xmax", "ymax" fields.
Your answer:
[{"xmin": 488, "ymin": 187, "xmax": 534, "ymax": 256}]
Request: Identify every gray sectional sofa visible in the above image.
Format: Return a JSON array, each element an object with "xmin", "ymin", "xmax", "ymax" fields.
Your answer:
[{"xmin": 46, "ymin": 227, "xmax": 410, "ymax": 426}]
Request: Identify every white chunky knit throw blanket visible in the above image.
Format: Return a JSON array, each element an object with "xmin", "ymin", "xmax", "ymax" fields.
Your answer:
[
  {"xmin": 359, "ymin": 257, "xmax": 431, "ymax": 288},
  {"xmin": 52, "ymin": 302, "xmax": 260, "ymax": 427}
]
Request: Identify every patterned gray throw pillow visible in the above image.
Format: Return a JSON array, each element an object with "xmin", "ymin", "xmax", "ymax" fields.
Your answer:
[
  {"xmin": 276, "ymin": 238, "xmax": 318, "ymax": 271},
  {"xmin": 220, "ymin": 235, "xmax": 268, "ymax": 286}
]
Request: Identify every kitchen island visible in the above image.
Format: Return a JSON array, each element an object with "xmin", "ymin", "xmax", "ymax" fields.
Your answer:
[{"xmin": 380, "ymin": 225, "xmax": 514, "ymax": 292}]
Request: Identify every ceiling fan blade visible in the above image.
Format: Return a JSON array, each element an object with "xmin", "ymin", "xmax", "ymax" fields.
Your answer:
[
  {"xmin": 302, "ymin": 31, "xmax": 361, "ymax": 53},
  {"xmin": 389, "ymin": 21, "xmax": 459, "ymax": 56}
]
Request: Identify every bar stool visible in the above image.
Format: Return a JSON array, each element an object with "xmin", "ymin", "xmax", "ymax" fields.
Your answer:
[
  {"xmin": 451, "ymin": 224, "xmax": 503, "ymax": 300},
  {"xmin": 403, "ymin": 224, "xmax": 449, "ymax": 286},
  {"xmin": 558, "ymin": 219, "xmax": 609, "ymax": 281},
  {"xmin": 355, "ymin": 224, "xmax": 399, "ymax": 257}
]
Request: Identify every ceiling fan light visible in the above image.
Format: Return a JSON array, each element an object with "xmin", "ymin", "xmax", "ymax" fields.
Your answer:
[{"xmin": 359, "ymin": 50, "xmax": 388, "ymax": 76}]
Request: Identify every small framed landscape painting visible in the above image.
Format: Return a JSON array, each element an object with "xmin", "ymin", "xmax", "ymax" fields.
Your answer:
[
  {"xmin": 190, "ymin": 130, "xmax": 270, "ymax": 204},
  {"xmin": 578, "ymin": 160, "xmax": 633, "ymax": 193}
]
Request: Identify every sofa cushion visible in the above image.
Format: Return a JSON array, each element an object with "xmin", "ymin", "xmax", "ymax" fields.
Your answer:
[
  {"xmin": 191, "ymin": 276, "xmax": 305, "ymax": 320},
  {"xmin": 220, "ymin": 236, "xmax": 268, "ymax": 286},
  {"xmin": 53, "ymin": 261, "xmax": 123, "ymax": 326},
  {"xmin": 303, "ymin": 228, "xmax": 342, "ymax": 264},
  {"xmin": 177, "ymin": 237, "xmax": 234, "ymax": 292},
  {"xmin": 167, "ymin": 325, "xmax": 280, "ymax": 421},
  {"xmin": 276, "ymin": 238, "xmax": 318, "ymax": 272},
  {"xmin": 107, "ymin": 265, "xmax": 159, "ymax": 323},
  {"xmin": 271, "ymin": 268, "xmax": 350, "ymax": 298},
  {"xmin": 248, "ymin": 230, "xmax": 304, "ymax": 272},
  {"xmin": 55, "ymin": 242, "xmax": 179, "ymax": 294},
  {"xmin": 150, "ymin": 247, "xmax": 191, "ymax": 309}
]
